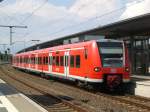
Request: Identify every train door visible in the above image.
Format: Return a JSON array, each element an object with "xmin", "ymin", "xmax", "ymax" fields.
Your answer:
[
  {"xmin": 49, "ymin": 52, "xmax": 52, "ymax": 73},
  {"xmin": 64, "ymin": 51, "xmax": 69, "ymax": 77}
]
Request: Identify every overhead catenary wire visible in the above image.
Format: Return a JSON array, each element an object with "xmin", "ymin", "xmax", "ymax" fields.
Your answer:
[
  {"xmin": 13, "ymin": 0, "xmax": 48, "ymax": 48},
  {"xmin": 18, "ymin": 0, "xmax": 48, "ymax": 25},
  {"xmin": 14, "ymin": 0, "xmax": 48, "ymax": 41},
  {"xmin": 6, "ymin": 0, "xmax": 25, "ymax": 25},
  {"xmin": 40, "ymin": 0, "xmax": 144, "ymax": 38},
  {"xmin": 0, "ymin": 0, "xmax": 48, "ymax": 52},
  {"xmin": 21, "ymin": 0, "xmax": 106, "ymax": 39}
]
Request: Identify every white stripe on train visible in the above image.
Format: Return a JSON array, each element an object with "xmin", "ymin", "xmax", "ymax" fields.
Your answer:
[{"xmin": 13, "ymin": 65, "xmax": 130, "ymax": 83}]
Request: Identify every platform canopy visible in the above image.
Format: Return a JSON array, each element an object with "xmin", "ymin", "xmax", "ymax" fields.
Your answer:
[{"xmin": 18, "ymin": 13, "xmax": 150, "ymax": 53}]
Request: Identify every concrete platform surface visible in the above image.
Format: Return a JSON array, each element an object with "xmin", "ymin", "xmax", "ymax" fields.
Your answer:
[
  {"xmin": 131, "ymin": 75, "xmax": 150, "ymax": 80},
  {"xmin": 0, "ymin": 79, "xmax": 48, "ymax": 112},
  {"xmin": 131, "ymin": 75, "xmax": 150, "ymax": 98}
]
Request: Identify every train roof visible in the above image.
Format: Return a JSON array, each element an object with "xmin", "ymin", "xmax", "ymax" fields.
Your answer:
[
  {"xmin": 15, "ymin": 40, "xmax": 95, "ymax": 55},
  {"xmin": 15, "ymin": 39, "xmax": 124, "ymax": 56}
]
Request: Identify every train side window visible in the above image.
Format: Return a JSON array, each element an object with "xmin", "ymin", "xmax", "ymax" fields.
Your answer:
[
  {"xmin": 32, "ymin": 57, "xmax": 34, "ymax": 64},
  {"xmin": 41, "ymin": 57, "xmax": 43, "ymax": 64},
  {"xmin": 40, "ymin": 57, "xmax": 41, "ymax": 64},
  {"xmin": 52, "ymin": 56, "xmax": 56, "ymax": 65},
  {"xmin": 20, "ymin": 57, "xmax": 21, "ymax": 63},
  {"xmin": 49, "ymin": 56, "xmax": 50, "ymax": 65},
  {"xmin": 60, "ymin": 56, "xmax": 64, "ymax": 66},
  {"xmin": 70, "ymin": 56, "xmax": 74, "ymax": 67},
  {"xmin": 23, "ymin": 57, "xmax": 25, "ymax": 63},
  {"xmin": 35, "ymin": 57, "xmax": 38, "ymax": 64},
  {"xmin": 56, "ymin": 56, "xmax": 59, "ymax": 66},
  {"xmin": 76, "ymin": 55, "xmax": 80, "ymax": 68},
  {"xmin": 33, "ymin": 57, "xmax": 35, "ymax": 64},
  {"xmin": 84, "ymin": 48, "xmax": 88, "ymax": 59},
  {"xmin": 34, "ymin": 57, "xmax": 36, "ymax": 64},
  {"xmin": 38, "ymin": 57, "xmax": 41, "ymax": 65},
  {"xmin": 33, "ymin": 57, "xmax": 34, "ymax": 64},
  {"xmin": 43, "ymin": 57, "xmax": 45, "ymax": 64},
  {"xmin": 31, "ymin": 57, "xmax": 33, "ymax": 64},
  {"xmin": 39, "ymin": 57, "xmax": 41, "ymax": 64},
  {"xmin": 24, "ymin": 58, "xmax": 25, "ymax": 63},
  {"xmin": 45, "ymin": 57, "xmax": 48, "ymax": 65},
  {"xmin": 22, "ymin": 57, "xmax": 24, "ymax": 63},
  {"xmin": 49, "ymin": 56, "xmax": 52, "ymax": 65},
  {"xmin": 31, "ymin": 57, "xmax": 32, "ymax": 64},
  {"xmin": 38, "ymin": 57, "xmax": 39, "ymax": 64}
]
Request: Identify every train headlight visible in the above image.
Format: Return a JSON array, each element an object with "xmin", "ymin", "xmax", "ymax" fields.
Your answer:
[
  {"xmin": 125, "ymin": 67, "xmax": 129, "ymax": 72},
  {"xmin": 94, "ymin": 67, "xmax": 101, "ymax": 72}
]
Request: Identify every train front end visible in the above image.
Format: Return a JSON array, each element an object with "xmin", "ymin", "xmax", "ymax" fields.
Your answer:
[{"xmin": 96, "ymin": 40, "xmax": 130, "ymax": 89}]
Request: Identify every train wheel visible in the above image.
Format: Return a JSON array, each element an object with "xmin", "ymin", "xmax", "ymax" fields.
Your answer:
[
  {"xmin": 76, "ymin": 80, "xmax": 85, "ymax": 88},
  {"xmin": 40, "ymin": 73, "xmax": 45, "ymax": 78},
  {"xmin": 45, "ymin": 75, "xmax": 50, "ymax": 79}
]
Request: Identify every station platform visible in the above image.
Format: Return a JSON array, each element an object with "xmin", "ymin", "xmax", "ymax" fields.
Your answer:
[
  {"xmin": 130, "ymin": 75, "xmax": 150, "ymax": 98},
  {"xmin": 0, "ymin": 79, "xmax": 48, "ymax": 112}
]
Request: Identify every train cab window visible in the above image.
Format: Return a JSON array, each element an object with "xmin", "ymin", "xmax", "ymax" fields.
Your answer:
[
  {"xmin": 52, "ymin": 56, "xmax": 56, "ymax": 65},
  {"xmin": 56, "ymin": 56, "xmax": 59, "ymax": 66},
  {"xmin": 70, "ymin": 56, "xmax": 74, "ymax": 67},
  {"xmin": 76, "ymin": 55, "xmax": 80, "ymax": 68},
  {"xmin": 60, "ymin": 56, "xmax": 64, "ymax": 66}
]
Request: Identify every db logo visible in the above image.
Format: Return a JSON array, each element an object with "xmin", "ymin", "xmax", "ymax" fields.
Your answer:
[{"xmin": 110, "ymin": 68, "xmax": 116, "ymax": 73}]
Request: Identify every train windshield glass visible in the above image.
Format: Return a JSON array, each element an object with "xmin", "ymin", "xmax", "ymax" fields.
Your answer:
[{"xmin": 98, "ymin": 42, "xmax": 123, "ymax": 67}]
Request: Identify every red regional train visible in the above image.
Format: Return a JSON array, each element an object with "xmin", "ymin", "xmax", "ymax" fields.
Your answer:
[{"xmin": 12, "ymin": 39, "xmax": 130, "ymax": 89}]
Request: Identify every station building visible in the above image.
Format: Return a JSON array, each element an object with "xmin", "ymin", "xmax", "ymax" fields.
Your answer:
[{"xmin": 19, "ymin": 13, "xmax": 150, "ymax": 76}]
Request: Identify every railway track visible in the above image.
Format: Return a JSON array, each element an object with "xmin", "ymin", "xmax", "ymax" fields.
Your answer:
[
  {"xmin": 0, "ymin": 66, "xmax": 88, "ymax": 112},
  {"xmin": 1, "ymin": 65, "xmax": 150, "ymax": 112},
  {"xmin": 96, "ymin": 92, "xmax": 150, "ymax": 112}
]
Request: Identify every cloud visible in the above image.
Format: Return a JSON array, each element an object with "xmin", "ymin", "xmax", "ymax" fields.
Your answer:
[
  {"xmin": 69, "ymin": 0, "xmax": 124, "ymax": 19},
  {"xmin": 0, "ymin": 0, "xmax": 149, "ymax": 54},
  {"xmin": 0, "ymin": 0, "xmax": 82, "ymax": 53}
]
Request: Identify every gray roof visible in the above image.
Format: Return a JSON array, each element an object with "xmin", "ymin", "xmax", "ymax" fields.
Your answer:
[{"xmin": 18, "ymin": 13, "xmax": 150, "ymax": 53}]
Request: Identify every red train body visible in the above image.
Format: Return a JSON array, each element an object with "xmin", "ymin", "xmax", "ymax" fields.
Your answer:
[{"xmin": 12, "ymin": 39, "xmax": 130, "ymax": 88}]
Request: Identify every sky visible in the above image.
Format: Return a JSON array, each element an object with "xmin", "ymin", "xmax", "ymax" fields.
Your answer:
[{"xmin": 0, "ymin": 0, "xmax": 149, "ymax": 54}]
